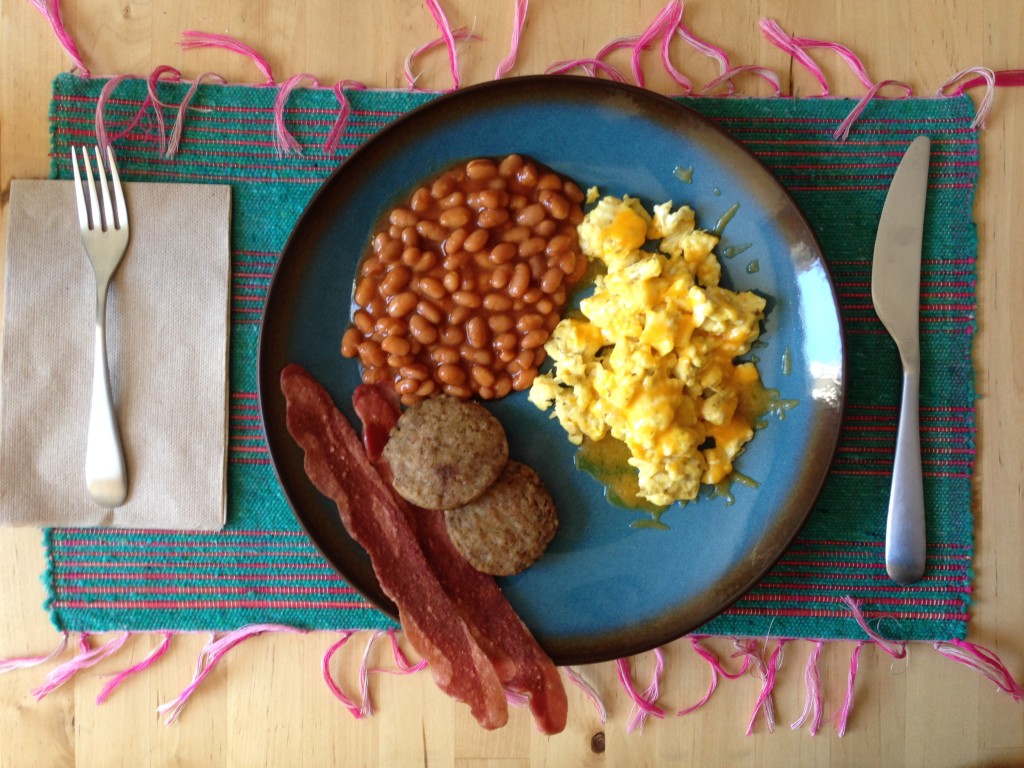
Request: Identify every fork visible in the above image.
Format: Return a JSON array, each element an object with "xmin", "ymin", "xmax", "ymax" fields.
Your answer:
[{"xmin": 72, "ymin": 146, "xmax": 130, "ymax": 507}]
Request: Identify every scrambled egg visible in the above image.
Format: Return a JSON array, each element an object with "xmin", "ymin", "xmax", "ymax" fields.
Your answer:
[{"xmin": 528, "ymin": 195, "xmax": 767, "ymax": 506}]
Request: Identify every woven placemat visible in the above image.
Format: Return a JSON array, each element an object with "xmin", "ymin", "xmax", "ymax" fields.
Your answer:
[{"xmin": 42, "ymin": 73, "xmax": 976, "ymax": 642}]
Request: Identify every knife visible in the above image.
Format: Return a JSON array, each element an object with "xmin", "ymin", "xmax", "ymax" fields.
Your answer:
[{"xmin": 872, "ymin": 135, "xmax": 930, "ymax": 585}]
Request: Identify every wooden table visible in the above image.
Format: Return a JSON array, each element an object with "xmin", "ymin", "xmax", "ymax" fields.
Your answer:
[{"xmin": 2, "ymin": 2, "xmax": 1022, "ymax": 765}]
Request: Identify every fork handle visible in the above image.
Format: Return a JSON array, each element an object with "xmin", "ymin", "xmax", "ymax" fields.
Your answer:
[
  {"xmin": 884, "ymin": 367, "xmax": 926, "ymax": 584},
  {"xmin": 86, "ymin": 281, "xmax": 128, "ymax": 507}
]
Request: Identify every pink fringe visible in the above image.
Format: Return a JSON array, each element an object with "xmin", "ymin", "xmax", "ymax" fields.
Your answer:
[
  {"xmin": 422, "ymin": 0, "xmax": 462, "ymax": 91},
  {"xmin": 952, "ymin": 68, "xmax": 1024, "ymax": 93},
  {"xmin": 936, "ymin": 67, "xmax": 996, "ymax": 129},
  {"xmin": 616, "ymin": 650, "xmax": 666, "ymax": 734},
  {"xmin": 0, "ymin": 632, "xmax": 69, "ymax": 674},
  {"xmin": 377, "ymin": 629, "xmax": 427, "ymax": 674},
  {"xmin": 833, "ymin": 641, "xmax": 864, "ymax": 737},
  {"xmin": 632, "ymin": 0, "xmax": 690, "ymax": 92},
  {"xmin": 145, "ymin": 65, "xmax": 183, "ymax": 156},
  {"xmin": 759, "ymin": 18, "xmax": 830, "ymax": 95},
  {"xmin": 833, "ymin": 79, "xmax": 914, "ymax": 141},
  {"xmin": 545, "ymin": 58, "xmax": 629, "ymax": 83},
  {"xmin": 95, "ymin": 75, "xmax": 143, "ymax": 155},
  {"xmin": 495, "ymin": 0, "xmax": 529, "ymax": 79},
  {"xmin": 404, "ymin": 27, "xmax": 481, "ymax": 90},
  {"xmin": 179, "ymin": 31, "xmax": 275, "ymax": 85},
  {"xmin": 565, "ymin": 666, "xmax": 608, "ymax": 723},
  {"xmin": 790, "ymin": 640, "xmax": 824, "ymax": 735},
  {"xmin": 96, "ymin": 632, "xmax": 173, "ymax": 704},
  {"xmin": 323, "ymin": 80, "xmax": 367, "ymax": 156},
  {"xmin": 273, "ymin": 73, "xmax": 322, "ymax": 156},
  {"xmin": 166, "ymin": 72, "xmax": 227, "ymax": 160},
  {"xmin": 745, "ymin": 639, "xmax": 784, "ymax": 735},
  {"xmin": 31, "ymin": 632, "xmax": 130, "ymax": 701},
  {"xmin": 322, "ymin": 631, "xmax": 365, "ymax": 718},
  {"xmin": 675, "ymin": 13, "xmax": 730, "ymax": 81},
  {"xmin": 157, "ymin": 624, "xmax": 304, "ymax": 724},
  {"xmin": 841, "ymin": 595, "xmax": 908, "ymax": 660},
  {"xmin": 701, "ymin": 65, "xmax": 782, "ymax": 97},
  {"xmin": 933, "ymin": 639, "xmax": 1024, "ymax": 702},
  {"xmin": 678, "ymin": 636, "xmax": 755, "ymax": 716},
  {"xmin": 27, "ymin": 0, "xmax": 89, "ymax": 76}
]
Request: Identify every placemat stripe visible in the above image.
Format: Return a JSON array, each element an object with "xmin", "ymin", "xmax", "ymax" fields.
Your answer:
[{"xmin": 43, "ymin": 75, "xmax": 976, "ymax": 642}]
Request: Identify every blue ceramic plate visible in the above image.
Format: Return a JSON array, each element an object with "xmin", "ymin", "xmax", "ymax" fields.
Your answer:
[{"xmin": 258, "ymin": 76, "xmax": 845, "ymax": 665}]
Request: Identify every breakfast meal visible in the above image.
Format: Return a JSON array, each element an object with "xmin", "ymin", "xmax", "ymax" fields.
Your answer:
[
  {"xmin": 529, "ymin": 194, "xmax": 768, "ymax": 507},
  {"xmin": 445, "ymin": 460, "xmax": 558, "ymax": 577},
  {"xmin": 281, "ymin": 365, "xmax": 567, "ymax": 733},
  {"xmin": 340, "ymin": 155, "xmax": 589, "ymax": 405}
]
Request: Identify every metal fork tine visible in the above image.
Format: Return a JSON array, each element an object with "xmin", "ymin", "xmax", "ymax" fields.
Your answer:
[
  {"xmin": 94, "ymin": 147, "xmax": 114, "ymax": 233},
  {"xmin": 80, "ymin": 146, "xmax": 101, "ymax": 231},
  {"xmin": 106, "ymin": 146, "xmax": 128, "ymax": 231},
  {"xmin": 70, "ymin": 147, "xmax": 89, "ymax": 228}
]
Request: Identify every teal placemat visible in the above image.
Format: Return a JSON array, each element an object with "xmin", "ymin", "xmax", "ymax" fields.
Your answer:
[{"xmin": 43, "ymin": 73, "xmax": 976, "ymax": 642}]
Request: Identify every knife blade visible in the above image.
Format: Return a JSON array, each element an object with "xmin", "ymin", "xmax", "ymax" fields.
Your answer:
[{"xmin": 872, "ymin": 135, "xmax": 930, "ymax": 585}]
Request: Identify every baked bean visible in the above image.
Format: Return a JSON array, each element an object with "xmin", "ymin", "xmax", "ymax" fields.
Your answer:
[
  {"xmin": 444, "ymin": 227, "xmax": 468, "ymax": 255},
  {"xmin": 519, "ymin": 236, "xmax": 547, "ymax": 258},
  {"xmin": 515, "ymin": 203, "xmax": 545, "ymax": 227},
  {"xmin": 416, "ymin": 300, "xmax": 443, "ymax": 325},
  {"xmin": 523, "ymin": 287, "xmax": 544, "ymax": 304},
  {"xmin": 440, "ymin": 324, "xmax": 465, "ymax": 346},
  {"xmin": 401, "ymin": 226, "xmax": 420, "ymax": 247},
  {"xmin": 483, "ymin": 293, "xmax": 513, "ymax": 312},
  {"xmin": 410, "ymin": 186, "xmax": 433, "ymax": 213},
  {"xmin": 357, "ymin": 340, "xmax": 387, "ymax": 369},
  {"xmin": 400, "ymin": 363, "xmax": 430, "ymax": 381},
  {"xmin": 417, "ymin": 276, "xmax": 445, "ymax": 300},
  {"xmin": 489, "ymin": 264, "xmax": 512, "ymax": 288},
  {"xmin": 439, "ymin": 206, "xmax": 472, "ymax": 229},
  {"xmin": 440, "ymin": 191, "xmax": 466, "ymax": 209},
  {"xmin": 466, "ymin": 316, "xmax": 491, "ymax": 349},
  {"xmin": 452, "ymin": 291, "xmax": 482, "ymax": 309},
  {"xmin": 466, "ymin": 159, "xmax": 498, "ymax": 180},
  {"xmin": 416, "ymin": 220, "xmax": 447, "ymax": 242},
  {"xmin": 502, "ymin": 225, "xmax": 531, "ymax": 244},
  {"xmin": 471, "ymin": 365, "xmax": 496, "ymax": 388},
  {"xmin": 408, "ymin": 314, "xmax": 439, "ymax": 345},
  {"xmin": 540, "ymin": 267, "xmax": 564, "ymax": 294},
  {"xmin": 477, "ymin": 208, "xmax": 510, "ymax": 229},
  {"xmin": 499, "ymin": 154, "xmax": 524, "ymax": 177},
  {"xmin": 431, "ymin": 175, "xmax": 455, "ymax": 199},
  {"xmin": 489, "ymin": 242, "xmax": 517, "ymax": 265},
  {"xmin": 542, "ymin": 191, "xmax": 571, "ymax": 220},
  {"xmin": 379, "ymin": 239, "xmax": 403, "ymax": 264},
  {"xmin": 508, "ymin": 263, "xmax": 531, "ymax": 298},
  {"xmin": 463, "ymin": 228, "xmax": 490, "ymax": 253},
  {"xmin": 395, "ymin": 377, "xmax": 420, "ymax": 396},
  {"xmin": 538, "ymin": 172, "xmax": 563, "ymax": 191},
  {"xmin": 379, "ymin": 265, "xmax": 411, "ymax": 297},
  {"xmin": 353, "ymin": 310, "xmax": 375, "ymax": 334},
  {"xmin": 346, "ymin": 154, "xmax": 586, "ymax": 401},
  {"xmin": 494, "ymin": 331, "xmax": 518, "ymax": 352},
  {"xmin": 354, "ymin": 278, "xmax": 378, "ymax": 307},
  {"xmin": 569, "ymin": 206, "xmax": 585, "ymax": 226},
  {"xmin": 437, "ymin": 363, "xmax": 467, "ymax": 386},
  {"xmin": 341, "ymin": 327, "xmax": 361, "ymax": 357},
  {"xmin": 563, "ymin": 181, "xmax": 584, "ymax": 203},
  {"xmin": 534, "ymin": 219, "xmax": 557, "ymax": 237},
  {"xmin": 386, "ymin": 291, "xmax": 418, "ymax": 318},
  {"xmin": 390, "ymin": 207, "xmax": 418, "ymax": 228},
  {"xmin": 461, "ymin": 346, "xmax": 492, "ymax": 366},
  {"xmin": 431, "ymin": 345, "xmax": 461, "ymax": 365}
]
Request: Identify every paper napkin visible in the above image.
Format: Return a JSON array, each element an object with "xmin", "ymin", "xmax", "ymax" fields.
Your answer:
[{"xmin": 0, "ymin": 179, "xmax": 232, "ymax": 529}]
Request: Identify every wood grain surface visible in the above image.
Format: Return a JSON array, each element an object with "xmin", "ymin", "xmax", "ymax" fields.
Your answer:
[{"xmin": 2, "ymin": 2, "xmax": 1022, "ymax": 766}]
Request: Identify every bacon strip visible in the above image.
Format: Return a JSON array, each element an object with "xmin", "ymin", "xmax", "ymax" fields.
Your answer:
[
  {"xmin": 353, "ymin": 384, "xmax": 568, "ymax": 735},
  {"xmin": 280, "ymin": 364, "xmax": 508, "ymax": 729}
]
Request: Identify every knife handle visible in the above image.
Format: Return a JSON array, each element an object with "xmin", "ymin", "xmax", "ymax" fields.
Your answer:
[{"xmin": 885, "ymin": 367, "xmax": 926, "ymax": 584}]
